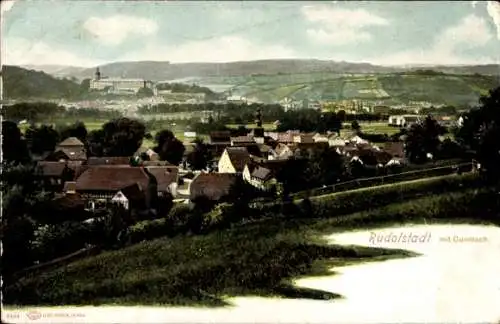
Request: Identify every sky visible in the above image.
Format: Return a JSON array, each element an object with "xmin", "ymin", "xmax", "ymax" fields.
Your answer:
[{"xmin": 1, "ymin": 0, "xmax": 500, "ymax": 67}]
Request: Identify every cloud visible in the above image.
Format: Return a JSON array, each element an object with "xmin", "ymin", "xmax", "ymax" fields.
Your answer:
[
  {"xmin": 302, "ymin": 5, "xmax": 389, "ymax": 45},
  {"xmin": 370, "ymin": 14, "xmax": 496, "ymax": 66},
  {"xmin": 0, "ymin": 0, "xmax": 15, "ymax": 15},
  {"xmin": 120, "ymin": 36, "xmax": 297, "ymax": 63},
  {"xmin": 83, "ymin": 15, "xmax": 158, "ymax": 46},
  {"xmin": 2, "ymin": 37, "xmax": 101, "ymax": 67},
  {"xmin": 486, "ymin": 1, "xmax": 500, "ymax": 40}
]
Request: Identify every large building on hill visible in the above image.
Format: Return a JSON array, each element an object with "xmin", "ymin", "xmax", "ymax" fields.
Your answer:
[{"xmin": 89, "ymin": 68, "xmax": 155, "ymax": 94}]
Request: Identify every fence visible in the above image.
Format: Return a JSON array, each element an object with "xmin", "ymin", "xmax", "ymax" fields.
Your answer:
[{"xmin": 290, "ymin": 162, "xmax": 474, "ymax": 200}]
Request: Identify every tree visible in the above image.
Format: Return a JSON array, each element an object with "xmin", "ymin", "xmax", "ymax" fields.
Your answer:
[
  {"xmin": 404, "ymin": 116, "xmax": 446, "ymax": 164},
  {"xmin": 59, "ymin": 121, "xmax": 88, "ymax": 143},
  {"xmin": 137, "ymin": 87, "xmax": 154, "ymax": 98},
  {"xmin": 87, "ymin": 118, "xmax": 146, "ymax": 157},
  {"xmin": 153, "ymin": 130, "xmax": 185, "ymax": 165},
  {"xmin": 2, "ymin": 121, "xmax": 31, "ymax": 164},
  {"xmin": 186, "ymin": 138, "xmax": 212, "ymax": 170},
  {"xmin": 351, "ymin": 120, "xmax": 361, "ymax": 133},
  {"xmin": 455, "ymin": 87, "xmax": 500, "ymax": 180},
  {"xmin": 25, "ymin": 124, "xmax": 60, "ymax": 155}
]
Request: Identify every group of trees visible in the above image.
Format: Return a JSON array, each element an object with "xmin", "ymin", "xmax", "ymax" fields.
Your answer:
[
  {"xmin": 156, "ymin": 82, "xmax": 220, "ymax": 99},
  {"xmin": 2, "ymin": 65, "xmax": 85, "ymax": 100},
  {"xmin": 3, "ymin": 103, "xmax": 122, "ymax": 123},
  {"xmin": 401, "ymin": 87, "xmax": 500, "ymax": 182},
  {"xmin": 454, "ymin": 86, "xmax": 500, "ymax": 181},
  {"xmin": 277, "ymin": 110, "xmax": 344, "ymax": 134}
]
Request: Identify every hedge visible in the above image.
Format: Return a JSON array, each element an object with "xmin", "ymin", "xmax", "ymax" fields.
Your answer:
[
  {"xmin": 307, "ymin": 172, "xmax": 481, "ymax": 218},
  {"xmin": 291, "ymin": 162, "xmax": 473, "ymax": 199}
]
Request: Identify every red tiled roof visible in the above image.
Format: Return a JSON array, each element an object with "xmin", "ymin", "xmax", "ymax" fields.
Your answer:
[
  {"xmin": 57, "ymin": 137, "xmax": 85, "ymax": 147},
  {"xmin": 209, "ymin": 131, "xmax": 231, "ymax": 143},
  {"xmin": 231, "ymin": 136, "xmax": 255, "ymax": 143},
  {"xmin": 383, "ymin": 142, "xmax": 405, "ymax": 158},
  {"xmin": 75, "ymin": 166, "xmax": 150, "ymax": 192},
  {"xmin": 63, "ymin": 181, "xmax": 77, "ymax": 192},
  {"xmin": 142, "ymin": 160, "xmax": 174, "ymax": 167},
  {"xmin": 189, "ymin": 173, "xmax": 239, "ymax": 201},
  {"xmin": 146, "ymin": 166, "xmax": 179, "ymax": 192},
  {"xmin": 36, "ymin": 161, "xmax": 67, "ymax": 177},
  {"xmin": 118, "ymin": 183, "xmax": 145, "ymax": 201},
  {"xmin": 251, "ymin": 166, "xmax": 273, "ymax": 181},
  {"xmin": 225, "ymin": 147, "xmax": 251, "ymax": 172},
  {"xmin": 87, "ymin": 157, "xmax": 131, "ymax": 165},
  {"xmin": 60, "ymin": 148, "xmax": 87, "ymax": 161}
]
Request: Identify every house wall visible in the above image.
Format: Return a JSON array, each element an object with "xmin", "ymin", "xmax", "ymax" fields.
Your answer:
[
  {"xmin": 242, "ymin": 165, "xmax": 252, "ymax": 182},
  {"xmin": 218, "ymin": 151, "xmax": 237, "ymax": 173},
  {"xmin": 247, "ymin": 177, "xmax": 277, "ymax": 191},
  {"xmin": 329, "ymin": 139, "xmax": 346, "ymax": 147},
  {"xmin": 112, "ymin": 193, "xmax": 129, "ymax": 210}
]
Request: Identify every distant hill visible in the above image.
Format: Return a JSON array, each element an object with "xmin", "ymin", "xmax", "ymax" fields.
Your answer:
[
  {"xmin": 22, "ymin": 64, "xmax": 89, "ymax": 78},
  {"xmin": 25, "ymin": 60, "xmax": 500, "ymax": 82},
  {"xmin": 1, "ymin": 65, "xmax": 85, "ymax": 100}
]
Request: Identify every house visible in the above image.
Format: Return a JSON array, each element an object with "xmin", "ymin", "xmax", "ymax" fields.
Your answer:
[
  {"xmin": 269, "ymin": 143, "xmax": 294, "ymax": 160},
  {"xmin": 111, "ymin": 183, "xmax": 146, "ymax": 210},
  {"xmin": 230, "ymin": 136, "xmax": 255, "ymax": 146},
  {"xmin": 35, "ymin": 161, "xmax": 76, "ymax": 190},
  {"xmin": 56, "ymin": 137, "xmax": 85, "ymax": 152},
  {"xmin": 388, "ymin": 115, "xmax": 422, "ymax": 127},
  {"xmin": 293, "ymin": 134, "xmax": 314, "ymax": 144},
  {"xmin": 45, "ymin": 149, "xmax": 87, "ymax": 162},
  {"xmin": 209, "ymin": 131, "xmax": 231, "ymax": 145},
  {"xmin": 218, "ymin": 147, "xmax": 251, "ymax": 173},
  {"xmin": 53, "ymin": 137, "xmax": 87, "ymax": 161},
  {"xmin": 276, "ymin": 131, "xmax": 301, "ymax": 144},
  {"xmin": 184, "ymin": 131, "xmax": 197, "ymax": 138},
  {"xmin": 242, "ymin": 159, "xmax": 287, "ymax": 191},
  {"xmin": 328, "ymin": 135, "xmax": 347, "ymax": 148},
  {"xmin": 313, "ymin": 133, "xmax": 329, "ymax": 143},
  {"xmin": 142, "ymin": 160, "xmax": 174, "ymax": 167},
  {"xmin": 135, "ymin": 147, "xmax": 160, "ymax": 161},
  {"xmin": 145, "ymin": 166, "xmax": 179, "ymax": 198},
  {"xmin": 383, "ymin": 142, "xmax": 405, "ymax": 158},
  {"xmin": 69, "ymin": 166, "xmax": 152, "ymax": 209},
  {"xmin": 189, "ymin": 173, "xmax": 239, "ymax": 202},
  {"xmin": 386, "ymin": 157, "xmax": 408, "ymax": 167},
  {"xmin": 87, "ymin": 157, "xmax": 131, "ymax": 166},
  {"xmin": 242, "ymin": 164, "xmax": 277, "ymax": 191},
  {"xmin": 208, "ymin": 131, "xmax": 232, "ymax": 156},
  {"xmin": 349, "ymin": 135, "xmax": 369, "ymax": 145}
]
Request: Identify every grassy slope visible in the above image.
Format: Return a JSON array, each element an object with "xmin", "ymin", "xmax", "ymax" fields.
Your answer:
[
  {"xmin": 5, "ymin": 188, "xmax": 497, "ymax": 307},
  {"xmin": 191, "ymin": 73, "xmax": 499, "ymax": 105}
]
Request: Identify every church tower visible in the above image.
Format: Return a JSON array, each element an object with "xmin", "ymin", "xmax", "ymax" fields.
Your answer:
[
  {"xmin": 253, "ymin": 108, "xmax": 264, "ymax": 141},
  {"xmin": 95, "ymin": 67, "xmax": 101, "ymax": 81}
]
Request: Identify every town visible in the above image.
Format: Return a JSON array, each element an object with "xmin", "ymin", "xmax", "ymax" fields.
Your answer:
[{"xmin": 2, "ymin": 1, "xmax": 500, "ymax": 323}]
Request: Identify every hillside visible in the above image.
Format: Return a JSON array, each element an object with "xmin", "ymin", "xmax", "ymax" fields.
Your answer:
[
  {"xmin": 26, "ymin": 60, "xmax": 500, "ymax": 82},
  {"xmin": 181, "ymin": 72, "xmax": 500, "ymax": 106},
  {"xmin": 1, "ymin": 65, "xmax": 85, "ymax": 100},
  {"xmin": 4, "ymin": 64, "xmax": 499, "ymax": 106}
]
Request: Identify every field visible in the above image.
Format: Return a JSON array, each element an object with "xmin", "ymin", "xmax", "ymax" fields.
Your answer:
[
  {"xmin": 185, "ymin": 73, "xmax": 499, "ymax": 106},
  {"xmin": 5, "ymin": 185, "xmax": 497, "ymax": 306},
  {"xmin": 226, "ymin": 123, "xmax": 277, "ymax": 131},
  {"xmin": 342, "ymin": 122, "xmax": 400, "ymax": 136}
]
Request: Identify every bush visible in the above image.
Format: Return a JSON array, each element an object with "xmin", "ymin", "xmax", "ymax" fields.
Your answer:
[
  {"xmin": 31, "ymin": 221, "xmax": 93, "ymax": 262},
  {"xmin": 127, "ymin": 203, "xmax": 193, "ymax": 243}
]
